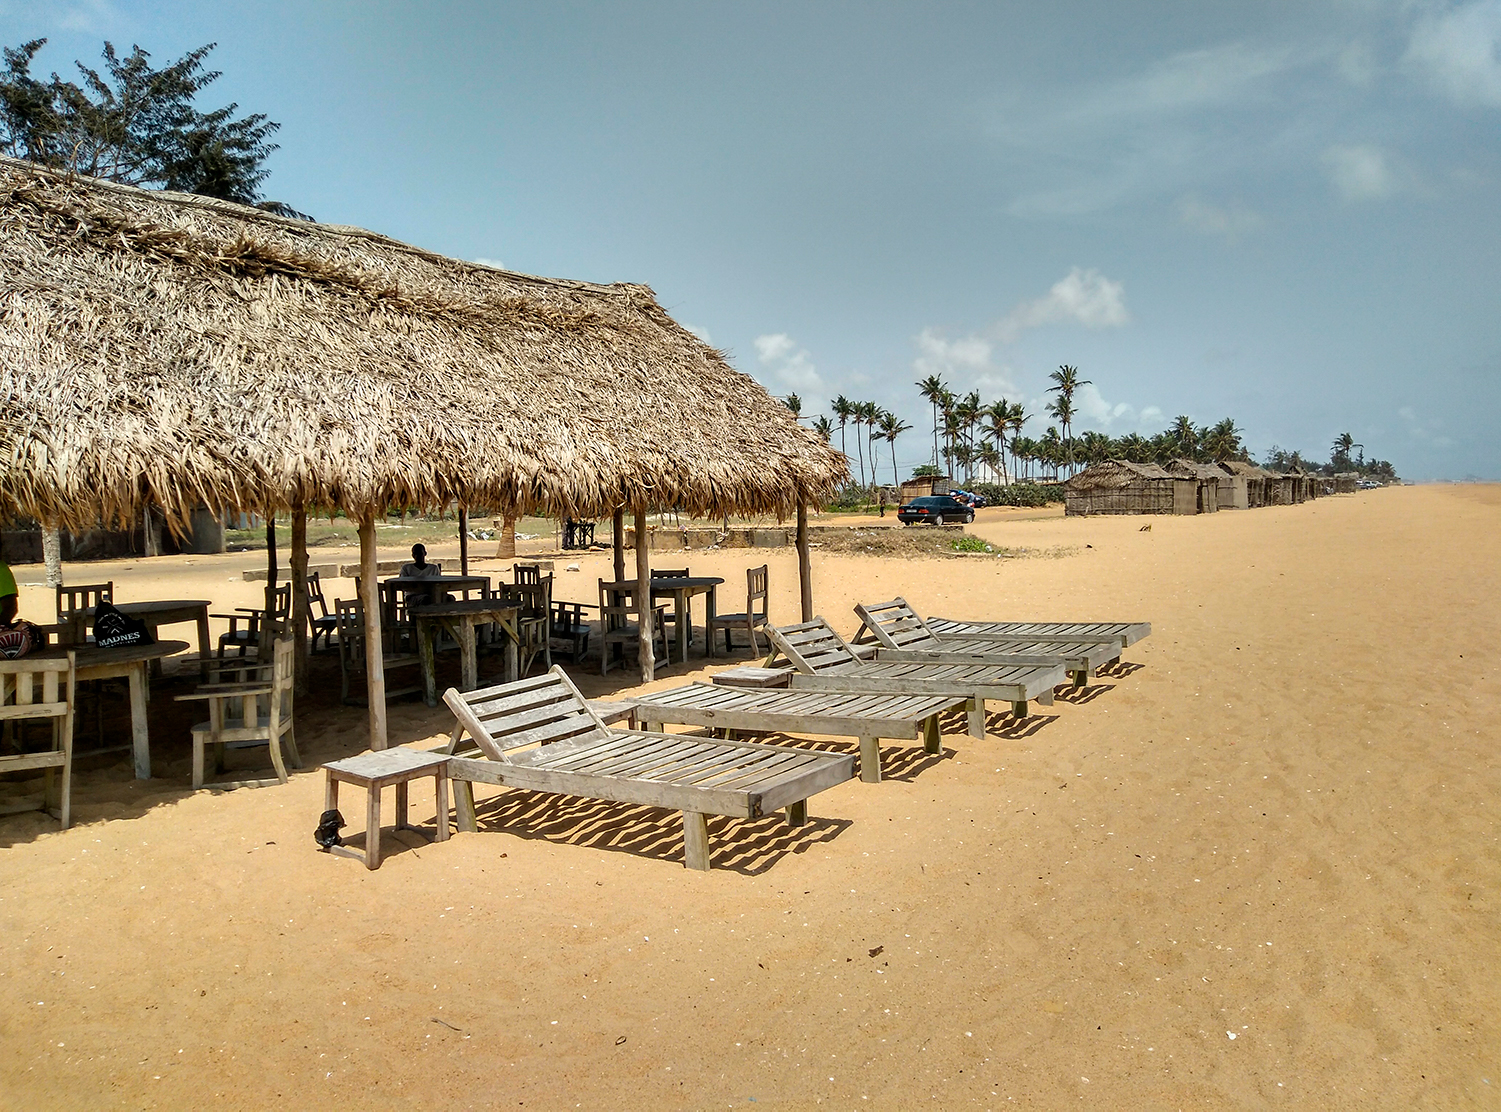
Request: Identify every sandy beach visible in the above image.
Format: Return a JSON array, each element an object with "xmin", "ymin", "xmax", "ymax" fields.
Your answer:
[{"xmin": 1, "ymin": 483, "xmax": 1497, "ymax": 1109}]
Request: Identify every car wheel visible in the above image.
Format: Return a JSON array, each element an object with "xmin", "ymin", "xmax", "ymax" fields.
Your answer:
[{"xmin": 934, "ymin": 515, "xmax": 946, "ymax": 526}]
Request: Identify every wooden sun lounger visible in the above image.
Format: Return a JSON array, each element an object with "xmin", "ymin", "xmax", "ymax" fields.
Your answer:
[
  {"xmin": 630, "ymin": 683, "xmax": 966, "ymax": 783},
  {"xmin": 766, "ymin": 618, "xmax": 1068, "ymax": 735},
  {"xmin": 853, "ymin": 598, "xmax": 1121, "ymax": 686},
  {"xmin": 441, "ymin": 667, "xmax": 855, "ymax": 870},
  {"xmin": 920, "ymin": 611, "xmax": 1151, "ymax": 649}
]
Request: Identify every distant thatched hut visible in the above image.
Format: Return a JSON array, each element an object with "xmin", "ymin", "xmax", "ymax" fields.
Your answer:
[
  {"xmin": 1220, "ymin": 461, "xmax": 1273, "ymax": 508},
  {"xmin": 1334, "ymin": 472, "xmax": 1359, "ymax": 494},
  {"xmin": 1064, "ymin": 460, "xmax": 1197, "ymax": 516},
  {"xmin": 1164, "ymin": 459, "xmax": 1224, "ymax": 513},
  {"xmin": 0, "ymin": 156, "xmax": 846, "ymax": 742}
]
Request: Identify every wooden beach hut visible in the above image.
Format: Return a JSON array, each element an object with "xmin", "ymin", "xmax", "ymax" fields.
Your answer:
[
  {"xmin": 1334, "ymin": 472, "xmax": 1359, "ymax": 494},
  {"xmin": 1219, "ymin": 461, "xmax": 1270, "ymax": 508},
  {"xmin": 1164, "ymin": 459, "xmax": 1224, "ymax": 513},
  {"xmin": 1064, "ymin": 460, "xmax": 1197, "ymax": 516},
  {"xmin": 0, "ymin": 157, "xmax": 846, "ymax": 749}
]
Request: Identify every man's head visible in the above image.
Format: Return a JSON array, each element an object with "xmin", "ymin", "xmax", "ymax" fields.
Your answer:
[
  {"xmin": 411, "ymin": 543, "xmax": 427, "ymax": 565},
  {"xmin": 0, "ymin": 561, "xmax": 16, "ymax": 624}
]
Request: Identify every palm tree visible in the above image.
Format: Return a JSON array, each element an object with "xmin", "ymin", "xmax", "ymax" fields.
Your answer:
[
  {"xmin": 861, "ymin": 402, "xmax": 882, "ymax": 487},
  {"xmin": 1115, "ymin": 432, "xmax": 1150, "ymax": 463},
  {"xmin": 1204, "ymin": 418, "xmax": 1243, "ymax": 462},
  {"xmin": 832, "ymin": 395, "xmax": 854, "ymax": 458},
  {"xmin": 1047, "ymin": 365, "xmax": 1090, "ymax": 474},
  {"xmin": 983, "ymin": 401, "xmax": 1011, "ymax": 483},
  {"xmin": 1040, "ymin": 425, "xmax": 1064, "ymax": 479},
  {"xmin": 915, "ymin": 375, "xmax": 948, "ymax": 470},
  {"xmin": 977, "ymin": 442, "xmax": 1002, "ymax": 484},
  {"xmin": 811, "ymin": 415, "xmax": 833, "ymax": 443},
  {"xmin": 1169, "ymin": 415, "xmax": 1198, "ymax": 459},
  {"xmin": 784, "ymin": 393, "xmax": 802, "ymax": 418},
  {"xmin": 1077, "ymin": 429, "xmax": 1114, "ymax": 466},
  {"xmin": 1007, "ymin": 403, "xmax": 1028, "ymax": 482},
  {"xmin": 878, "ymin": 410, "xmax": 912, "ymax": 488}
]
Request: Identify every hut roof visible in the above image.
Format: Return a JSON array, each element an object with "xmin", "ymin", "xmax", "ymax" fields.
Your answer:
[
  {"xmin": 1165, "ymin": 458, "xmax": 1227, "ymax": 480},
  {"xmin": 1064, "ymin": 459, "xmax": 1180, "ymax": 491},
  {"xmin": 1218, "ymin": 460, "xmax": 1272, "ymax": 479},
  {"xmin": 0, "ymin": 157, "xmax": 846, "ymax": 530}
]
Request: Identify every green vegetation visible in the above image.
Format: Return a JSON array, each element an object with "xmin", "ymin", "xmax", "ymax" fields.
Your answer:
[
  {"xmin": 951, "ymin": 534, "xmax": 992, "ymax": 553},
  {"xmin": 969, "ymin": 482, "xmax": 1065, "ymax": 508}
]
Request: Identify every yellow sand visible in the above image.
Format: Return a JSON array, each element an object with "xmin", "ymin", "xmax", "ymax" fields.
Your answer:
[{"xmin": 1, "ymin": 484, "xmax": 1497, "ymax": 1108}]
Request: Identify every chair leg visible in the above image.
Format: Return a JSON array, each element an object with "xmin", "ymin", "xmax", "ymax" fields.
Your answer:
[
  {"xmin": 283, "ymin": 722, "xmax": 302, "ymax": 770},
  {"xmin": 191, "ymin": 728, "xmax": 206, "ymax": 789},
  {"xmin": 267, "ymin": 725, "xmax": 290, "ymax": 785}
]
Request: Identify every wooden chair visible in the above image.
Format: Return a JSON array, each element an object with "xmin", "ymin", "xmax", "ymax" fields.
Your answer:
[
  {"xmin": 652, "ymin": 567, "xmax": 693, "ymax": 648},
  {"xmin": 598, "ymin": 579, "xmax": 670, "ymax": 675},
  {"xmin": 548, "ymin": 600, "xmax": 591, "ymax": 662},
  {"xmin": 55, "ymin": 582, "xmax": 113, "ymax": 644},
  {"xmin": 305, "ymin": 572, "xmax": 339, "ymax": 652},
  {"xmin": 214, "ymin": 583, "xmax": 291, "ymax": 659},
  {"xmin": 0, "ymin": 653, "xmax": 76, "ymax": 828},
  {"xmin": 708, "ymin": 564, "xmax": 769, "ymax": 654},
  {"xmin": 334, "ymin": 599, "xmax": 423, "ymax": 705},
  {"xmin": 177, "ymin": 635, "xmax": 301, "ymax": 788},
  {"xmin": 506, "ymin": 575, "xmax": 552, "ymax": 676},
  {"xmin": 513, "ymin": 563, "xmax": 542, "ymax": 586}
]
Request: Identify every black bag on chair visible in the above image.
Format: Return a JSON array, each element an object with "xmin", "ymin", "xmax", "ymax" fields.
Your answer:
[{"xmin": 92, "ymin": 600, "xmax": 153, "ymax": 648}]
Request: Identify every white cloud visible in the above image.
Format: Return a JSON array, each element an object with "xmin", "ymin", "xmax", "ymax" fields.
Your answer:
[
  {"xmin": 753, "ymin": 332, "xmax": 822, "ymax": 392},
  {"xmin": 993, "ymin": 267, "xmax": 1130, "ymax": 342},
  {"xmin": 472, "ymin": 257, "xmax": 505, "ymax": 269},
  {"xmin": 1338, "ymin": 39, "xmax": 1379, "ymax": 87},
  {"xmin": 1074, "ymin": 383, "xmax": 1165, "ymax": 433},
  {"xmin": 682, "ymin": 322, "xmax": 712, "ymax": 344},
  {"xmin": 1177, "ymin": 195, "xmax": 1266, "ymax": 242},
  {"xmin": 912, "ymin": 328, "xmax": 1018, "ymax": 397},
  {"xmin": 1405, "ymin": 0, "xmax": 1501, "ymax": 107},
  {"xmin": 1321, "ymin": 143, "xmax": 1397, "ymax": 200}
]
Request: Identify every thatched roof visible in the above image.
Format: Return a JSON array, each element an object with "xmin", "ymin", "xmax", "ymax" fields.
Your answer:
[
  {"xmin": 0, "ymin": 157, "xmax": 846, "ymax": 531},
  {"xmin": 1165, "ymin": 458, "xmax": 1226, "ymax": 481},
  {"xmin": 1064, "ymin": 459, "xmax": 1180, "ymax": 491},
  {"xmin": 1218, "ymin": 460, "xmax": 1271, "ymax": 479}
]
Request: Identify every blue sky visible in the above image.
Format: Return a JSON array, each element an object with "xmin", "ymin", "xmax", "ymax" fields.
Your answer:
[{"xmin": 6, "ymin": 1, "xmax": 1500, "ymax": 480}]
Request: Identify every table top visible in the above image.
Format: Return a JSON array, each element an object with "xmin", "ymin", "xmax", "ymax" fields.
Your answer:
[
  {"xmin": 602, "ymin": 576, "xmax": 724, "ymax": 591},
  {"xmin": 324, "ymin": 748, "xmax": 451, "ymax": 780},
  {"xmin": 86, "ymin": 599, "xmax": 211, "ymax": 616},
  {"xmin": 382, "ymin": 574, "xmax": 491, "ymax": 587},
  {"xmin": 409, "ymin": 599, "xmax": 519, "ymax": 619},
  {"xmin": 33, "ymin": 639, "xmax": 191, "ymax": 668}
]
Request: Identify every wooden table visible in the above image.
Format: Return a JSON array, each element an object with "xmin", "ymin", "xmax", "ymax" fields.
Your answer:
[
  {"xmin": 379, "ymin": 575, "xmax": 491, "ymax": 633},
  {"xmin": 409, "ymin": 599, "xmax": 520, "ymax": 707},
  {"xmin": 71, "ymin": 600, "xmax": 212, "ymax": 680},
  {"xmin": 31, "ymin": 640, "xmax": 190, "ymax": 780},
  {"xmin": 322, "ymin": 749, "xmax": 451, "ymax": 870},
  {"xmin": 603, "ymin": 577, "xmax": 724, "ymax": 663}
]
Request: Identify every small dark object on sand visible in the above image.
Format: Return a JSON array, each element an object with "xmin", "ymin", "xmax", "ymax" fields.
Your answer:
[
  {"xmin": 315, "ymin": 809, "xmax": 346, "ymax": 849},
  {"xmin": 1139, "ymin": 524, "xmax": 1152, "ymax": 532}
]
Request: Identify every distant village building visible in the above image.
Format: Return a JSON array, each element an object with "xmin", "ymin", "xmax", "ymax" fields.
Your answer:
[
  {"xmin": 900, "ymin": 475, "xmax": 951, "ymax": 500},
  {"xmin": 1164, "ymin": 459, "xmax": 1225, "ymax": 513},
  {"xmin": 1218, "ymin": 460, "xmax": 1272, "ymax": 508},
  {"xmin": 1064, "ymin": 460, "xmax": 1198, "ymax": 516},
  {"xmin": 1334, "ymin": 472, "xmax": 1360, "ymax": 494}
]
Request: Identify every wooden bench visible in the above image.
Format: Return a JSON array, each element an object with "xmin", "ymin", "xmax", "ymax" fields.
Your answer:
[{"xmin": 322, "ymin": 749, "xmax": 451, "ymax": 870}]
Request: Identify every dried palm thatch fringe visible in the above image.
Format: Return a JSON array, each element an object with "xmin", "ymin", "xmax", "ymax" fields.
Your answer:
[{"xmin": 0, "ymin": 157, "xmax": 847, "ymax": 533}]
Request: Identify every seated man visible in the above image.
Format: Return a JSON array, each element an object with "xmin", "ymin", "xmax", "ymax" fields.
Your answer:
[
  {"xmin": 398, "ymin": 544, "xmax": 444, "ymax": 607},
  {"xmin": 0, "ymin": 560, "xmax": 46, "ymax": 658}
]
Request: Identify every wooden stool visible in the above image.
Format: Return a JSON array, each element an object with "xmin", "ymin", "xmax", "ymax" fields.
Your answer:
[{"xmin": 322, "ymin": 749, "xmax": 451, "ymax": 870}]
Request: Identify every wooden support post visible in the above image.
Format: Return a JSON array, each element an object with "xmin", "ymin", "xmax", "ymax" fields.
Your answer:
[
  {"xmin": 458, "ymin": 507, "xmax": 469, "ymax": 576},
  {"xmin": 41, "ymin": 524, "xmax": 62, "ymax": 588},
  {"xmin": 291, "ymin": 502, "xmax": 310, "ymax": 696},
  {"xmin": 358, "ymin": 514, "xmax": 388, "ymax": 750},
  {"xmin": 682, "ymin": 811, "xmax": 710, "ymax": 871},
  {"xmin": 612, "ymin": 507, "xmax": 626, "ymax": 583},
  {"xmin": 634, "ymin": 502, "xmax": 653, "ymax": 683},
  {"xmin": 796, "ymin": 500, "xmax": 813, "ymax": 622},
  {"xmin": 262, "ymin": 513, "xmax": 278, "ymax": 656}
]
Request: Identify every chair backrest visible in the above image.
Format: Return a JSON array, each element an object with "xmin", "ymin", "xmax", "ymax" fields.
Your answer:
[
  {"xmin": 653, "ymin": 567, "xmax": 689, "ymax": 580},
  {"xmin": 305, "ymin": 572, "xmax": 331, "ymax": 619},
  {"xmin": 513, "ymin": 563, "xmax": 541, "ymax": 586},
  {"xmin": 56, "ymin": 582, "xmax": 112, "ymax": 622},
  {"xmin": 550, "ymin": 599, "xmax": 587, "ymax": 634},
  {"xmin": 335, "ymin": 599, "xmax": 364, "ymax": 664},
  {"xmin": 853, "ymin": 598, "xmax": 944, "ymax": 652},
  {"xmin": 443, "ymin": 666, "xmax": 610, "ymax": 761},
  {"xmin": 746, "ymin": 564, "xmax": 769, "ymax": 622},
  {"xmin": 268, "ymin": 635, "xmax": 294, "ymax": 724},
  {"xmin": 0, "ymin": 653, "xmax": 75, "ymax": 725},
  {"xmin": 598, "ymin": 578, "xmax": 645, "ymax": 629},
  {"xmin": 766, "ymin": 618, "xmax": 863, "ymax": 674}
]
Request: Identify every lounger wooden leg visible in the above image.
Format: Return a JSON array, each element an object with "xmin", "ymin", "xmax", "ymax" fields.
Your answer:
[
  {"xmin": 1071, "ymin": 669, "xmax": 1086, "ymax": 689},
  {"xmin": 434, "ymin": 770, "xmax": 450, "ymax": 842},
  {"xmin": 682, "ymin": 811, "xmax": 711, "ymax": 871},
  {"xmin": 1012, "ymin": 700, "xmax": 1028, "ymax": 719},
  {"xmin": 1037, "ymin": 688, "xmax": 1054, "ymax": 707},
  {"xmin": 858, "ymin": 736, "xmax": 881, "ymax": 783},
  {"xmin": 785, "ymin": 800, "xmax": 807, "ymax": 826},
  {"xmin": 455, "ymin": 780, "xmax": 478, "ymax": 833},
  {"xmin": 395, "ymin": 780, "xmax": 409, "ymax": 831},
  {"xmin": 365, "ymin": 785, "xmax": 382, "ymax": 870},
  {"xmin": 922, "ymin": 715, "xmax": 942, "ymax": 755},
  {"xmin": 966, "ymin": 699, "xmax": 986, "ymax": 739},
  {"xmin": 325, "ymin": 775, "xmax": 338, "ymax": 813}
]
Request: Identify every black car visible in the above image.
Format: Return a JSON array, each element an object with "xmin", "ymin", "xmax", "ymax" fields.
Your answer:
[{"xmin": 897, "ymin": 495, "xmax": 975, "ymax": 525}]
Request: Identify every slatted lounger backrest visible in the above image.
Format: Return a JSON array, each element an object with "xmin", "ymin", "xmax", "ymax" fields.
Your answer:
[
  {"xmin": 853, "ymin": 599, "xmax": 946, "ymax": 652},
  {"xmin": 443, "ymin": 666, "xmax": 612, "ymax": 761},
  {"xmin": 767, "ymin": 618, "xmax": 865, "ymax": 675}
]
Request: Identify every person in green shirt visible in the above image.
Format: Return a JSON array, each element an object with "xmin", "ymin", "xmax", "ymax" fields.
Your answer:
[{"xmin": 0, "ymin": 561, "xmax": 45, "ymax": 657}]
